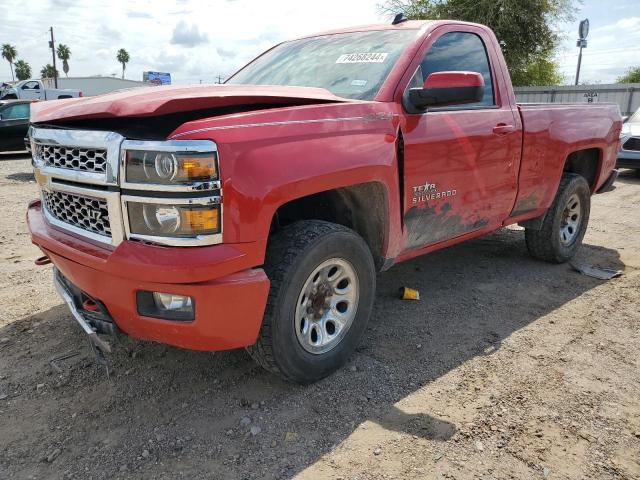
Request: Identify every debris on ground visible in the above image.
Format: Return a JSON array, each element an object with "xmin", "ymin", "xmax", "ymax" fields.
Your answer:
[
  {"xmin": 399, "ymin": 287, "xmax": 420, "ymax": 300},
  {"xmin": 570, "ymin": 262, "xmax": 623, "ymax": 280}
]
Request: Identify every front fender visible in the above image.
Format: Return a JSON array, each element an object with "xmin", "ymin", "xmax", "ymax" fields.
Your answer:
[{"xmin": 171, "ymin": 102, "xmax": 403, "ymax": 260}]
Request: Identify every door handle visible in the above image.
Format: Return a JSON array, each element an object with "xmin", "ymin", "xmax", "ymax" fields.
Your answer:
[{"xmin": 493, "ymin": 123, "xmax": 516, "ymax": 135}]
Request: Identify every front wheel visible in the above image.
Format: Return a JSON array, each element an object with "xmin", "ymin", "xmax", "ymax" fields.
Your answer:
[
  {"xmin": 525, "ymin": 173, "xmax": 591, "ymax": 263},
  {"xmin": 247, "ymin": 220, "xmax": 376, "ymax": 383}
]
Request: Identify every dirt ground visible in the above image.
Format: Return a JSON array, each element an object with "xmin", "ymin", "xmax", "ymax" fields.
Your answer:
[{"xmin": 0, "ymin": 152, "xmax": 639, "ymax": 480}]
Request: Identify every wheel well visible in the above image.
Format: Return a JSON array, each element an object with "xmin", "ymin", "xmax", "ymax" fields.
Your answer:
[
  {"xmin": 57, "ymin": 95, "xmax": 72, "ymax": 99},
  {"xmin": 563, "ymin": 148, "xmax": 601, "ymax": 191},
  {"xmin": 271, "ymin": 183, "xmax": 387, "ymax": 269}
]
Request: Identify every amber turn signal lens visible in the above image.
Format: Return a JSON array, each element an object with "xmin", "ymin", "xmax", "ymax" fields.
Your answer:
[
  {"xmin": 125, "ymin": 151, "xmax": 218, "ymax": 185},
  {"xmin": 181, "ymin": 157, "xmax": 217, "ymax": 180},
  {"xmin": 128, "ymin": 203, "xmax": 220, "ymax": 237},
  {"xmin": 182, "ymin": 208, "xmax": 219, "ymax": 233}
]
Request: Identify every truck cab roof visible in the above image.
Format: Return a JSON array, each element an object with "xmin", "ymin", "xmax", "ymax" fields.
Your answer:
[{"xmin": 294, "ymin": 19, "xmax": 487, "ymax": 39}]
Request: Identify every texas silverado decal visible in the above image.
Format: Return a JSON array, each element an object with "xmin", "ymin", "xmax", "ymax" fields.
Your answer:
[{"xmin": 412, "ymin": 180, "xmax": 457, "ymax": 205}]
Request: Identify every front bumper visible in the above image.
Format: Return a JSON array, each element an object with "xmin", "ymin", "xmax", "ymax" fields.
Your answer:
[
  {"xmin": 28, "ymin": 201, "xmax": 270, "ymax": 351},
  {"xmin": 617, "ymin": 148, "xmax": 640, "ymax": 169}
]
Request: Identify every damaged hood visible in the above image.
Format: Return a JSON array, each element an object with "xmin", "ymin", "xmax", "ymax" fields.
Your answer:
[{"xmin": 30, "ymin": 84, "xmax": 352, "ymax": 123}]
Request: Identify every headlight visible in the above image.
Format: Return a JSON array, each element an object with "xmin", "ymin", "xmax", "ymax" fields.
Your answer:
[
  {"xmin": 120, "ymin": 140, "xmax": 222, "ymax": 246},
  {"xmin": 126, "ymin": 201, "xmax": 220, "ymax": 238},
  {"xmin": 125, "ymin": 150, "xmax": 218, "ymax": 185}
]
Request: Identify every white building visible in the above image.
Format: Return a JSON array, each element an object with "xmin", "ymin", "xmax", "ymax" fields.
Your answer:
[{"xmin": 42, "ymin": 76, "xmax": 151, "ymax": 96}]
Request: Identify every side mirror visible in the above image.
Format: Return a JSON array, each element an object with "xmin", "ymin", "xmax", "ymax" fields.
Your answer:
[{"xmin": 406, "ymin": 71, "xmax": 485, "ymax": 112}]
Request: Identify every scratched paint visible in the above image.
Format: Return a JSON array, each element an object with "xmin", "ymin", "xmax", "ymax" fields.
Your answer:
[
  {"xmin": 404, "ymin": 203, "xmax": 489, "ymax": 250},
  {"xmin": 511, "ymin": 193, "xmax": 540, "ymax": 217}
]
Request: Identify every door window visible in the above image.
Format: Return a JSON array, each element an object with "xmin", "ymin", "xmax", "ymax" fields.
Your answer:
[
  {"xmin": 414, "ymin": 31, "xmax": 495, "ymax": 107},
  {"xmin": 22, "ymin": 81, "xmax": 40, "ymax": 90},
  {"xmin": 2, "ymin": 103, "xmax": 30, "ymax": 119}
]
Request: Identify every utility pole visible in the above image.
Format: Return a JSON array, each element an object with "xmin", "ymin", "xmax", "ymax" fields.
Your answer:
[
  {"xmin": 48, "ymin": 27, "xmax": 58, "ymax": 88},
  {"xmin": 215, "ymin": 75, "xmax": 224, "ymax": 84},
  {"xmin": 574, "ymin": 19, "xmax": 589, "ymax": 86}
]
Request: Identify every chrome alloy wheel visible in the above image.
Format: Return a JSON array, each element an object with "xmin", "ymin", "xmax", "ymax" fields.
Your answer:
[
  {"xmin": 294, "ymin": 258, "xmax": 360, "ymax": 355},
  {"xmin": 560, "ymin": 193, "xmax": 581, "ymax": 245}
]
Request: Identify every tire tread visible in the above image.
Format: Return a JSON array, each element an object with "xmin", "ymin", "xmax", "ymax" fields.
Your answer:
[
  {"xmin": 525, "ymin": 173, "xmax": 589, "ymax": 263},
  {"xmin": 246, "ymin": 220, "xmax": 354, "ymax": 374}
]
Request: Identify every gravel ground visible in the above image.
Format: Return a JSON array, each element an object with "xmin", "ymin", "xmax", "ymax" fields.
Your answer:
[{"xmin": 0, "ymin": 152, "xmax": 639, "ymax": 480}]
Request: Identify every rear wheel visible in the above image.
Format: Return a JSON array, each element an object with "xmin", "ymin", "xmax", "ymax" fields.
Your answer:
[
  {"xmin": 525, "ymin": 173, "xmax": 591, "ymax": 263},
  {"xmin": 247, "ymin": 220, "xmax": 376, "ymax": 384}
]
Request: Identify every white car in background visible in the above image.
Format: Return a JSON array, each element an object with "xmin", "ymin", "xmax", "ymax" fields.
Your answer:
[
  {"xmin": 0, "ymin": 79, "xmax": 81, "ymax": 101},
  {"xmin": 618, "ymin": 108, "xmax": 640, "ymax": 177}
]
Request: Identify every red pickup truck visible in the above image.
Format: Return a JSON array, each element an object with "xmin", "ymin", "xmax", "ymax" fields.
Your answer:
[{"xmin": 27, "ymin": 19, "xmax": 621, "ymax": 383}]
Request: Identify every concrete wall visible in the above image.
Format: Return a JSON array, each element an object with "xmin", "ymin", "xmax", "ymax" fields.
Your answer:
[
  {"xmin": 514, "ymin": 83, "xmax": 640, "ymax": 117},
  {"xmin": 42, "ymin": 76, "xmax": 151, "ymax": 96}
]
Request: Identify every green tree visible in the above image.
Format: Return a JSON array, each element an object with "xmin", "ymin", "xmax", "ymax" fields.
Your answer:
[
  {"xmin": 519, "ymin": 56, "xmax": 564, "ymax": 86},
  {"xmin": 40, "ymin": 64, "xmax": 58, "ymax": 79},
  {"xmin": 116, "ymin": 48, "xmax": 130, "ymax": 79},
  {"xmin": 2, "ymin": 44, "xmax": 17, "ymax": 82},
  {"xmin": 382, "ymin": 0, "xmax": 575, "ymax": 86},
  {"xmin": 14, "ymin": 60, "xmax": 32, "ymax": 81},
  {"xmin": 617, "ymin": 67, "xmax": 640, "ymax": 84},
  {"xmin": 56, "ymin": 44, "xmax": 71, "ymax": 77}
]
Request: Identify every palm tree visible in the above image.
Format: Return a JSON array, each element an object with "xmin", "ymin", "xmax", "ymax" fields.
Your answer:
[
  {"xmin": 14, "ymin": 60, "xmax": 32, "ymax": 81},
  {"xmin": 56, "ymin": 44, "xmax": 71, "ymax": 77},
  {"xmin": 116, "ymin": 49, "xmax": 130, "ymax": 79},
  {"xmin": 40, "ymin": 64, "xmax": 58, "ymax": 79},
  {"xmin": 2, "ymin": 44, "xmax": 17, "ymax": 82}
]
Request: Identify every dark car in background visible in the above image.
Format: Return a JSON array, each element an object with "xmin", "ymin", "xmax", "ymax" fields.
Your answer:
[
  {"xmin": 0, "ymin": 100, "xmax": 31, "ymax": 152},
  {"xmin": 618, "ymin": 107, "xmax": 640, "ymax": 177}
]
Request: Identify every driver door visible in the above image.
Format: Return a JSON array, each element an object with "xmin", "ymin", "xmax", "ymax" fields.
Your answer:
[
  {"xmin": 21, "ymin": 81, "xmax": 42, "ymax": 100},
  {"xmin": 400, "ymin": 27, "xmax": 521, "ymax": 251}
]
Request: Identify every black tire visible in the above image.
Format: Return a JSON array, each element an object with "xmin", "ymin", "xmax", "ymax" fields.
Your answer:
[
  {"xmin": 247, "ymin": 220, "xmax": 376, "ymax": 384},
  {"xmin": 525, "ymin": 173, "xmax": 591, "ymax": 263}
]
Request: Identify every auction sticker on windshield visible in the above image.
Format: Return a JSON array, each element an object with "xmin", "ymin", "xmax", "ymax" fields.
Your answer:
[{"xmin": 336, "ymin": 53, "xmax": 388, "ymax": 63}]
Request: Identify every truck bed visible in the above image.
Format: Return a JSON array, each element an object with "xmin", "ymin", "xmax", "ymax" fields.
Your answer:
[{"xmin": 512, "ymin": 102, "xmax": 621, "ymax": 217}]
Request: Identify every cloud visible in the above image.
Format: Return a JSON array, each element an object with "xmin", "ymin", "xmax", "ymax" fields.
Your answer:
[
  {"xmin": 1, "ymin": 0, "xmax": 385, "ymax": 84},
  {"xmin": 99, "ymin": 24, "xmax": 123, "ymax": 42},
  {"xmin": 593, "ymin": 16, "xmax": 640, "ymax": 33},
  {"xmin": 216, "ymin": 47, "xmax": 236, "ymax": 60},
  {"xmin": 48, "ymin": 0, "xmax": 76, "ymax": 8},
  {"xmin": 127, "ymin": 11, "xmax": 152, "ymax": 19},
  {"xmin": 170, "ymin": 21, "xmax": 208, "ymax": 47},
  {"xmin": 145, "ymin": 53, "xmax": 189, "ymax": 73}
]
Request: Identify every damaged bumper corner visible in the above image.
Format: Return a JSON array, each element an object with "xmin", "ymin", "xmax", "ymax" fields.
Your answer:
[{"xmin": 53, "ymin": 268, "xmax": 113, "ymax": 355}]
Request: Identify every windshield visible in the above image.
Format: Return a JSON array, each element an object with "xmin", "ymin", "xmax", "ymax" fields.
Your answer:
[
  {"xmin": 227, "ymin": 30, "xmax": 417, "ymax": 100},
  {"xmin": 629, "ymin": 108, "xmax": 640, "ymax": 124}
]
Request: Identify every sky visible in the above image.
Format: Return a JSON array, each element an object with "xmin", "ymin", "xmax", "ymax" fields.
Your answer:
[{"xmin": 1, "ymin": 0, "xmax": 639, "ymax": 86}]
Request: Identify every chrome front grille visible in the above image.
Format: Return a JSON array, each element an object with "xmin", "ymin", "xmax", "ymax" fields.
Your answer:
[
  {"xmin": 30, "ymin": 127, "xmax": 220, "ymax": 247},
  {"xmin": 35, "ymin": 143, "xmax": 108, "ymax": 173},
  {"xmin": 42, "ymin": 189, "xmax": 112, "ymax": 238}
]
